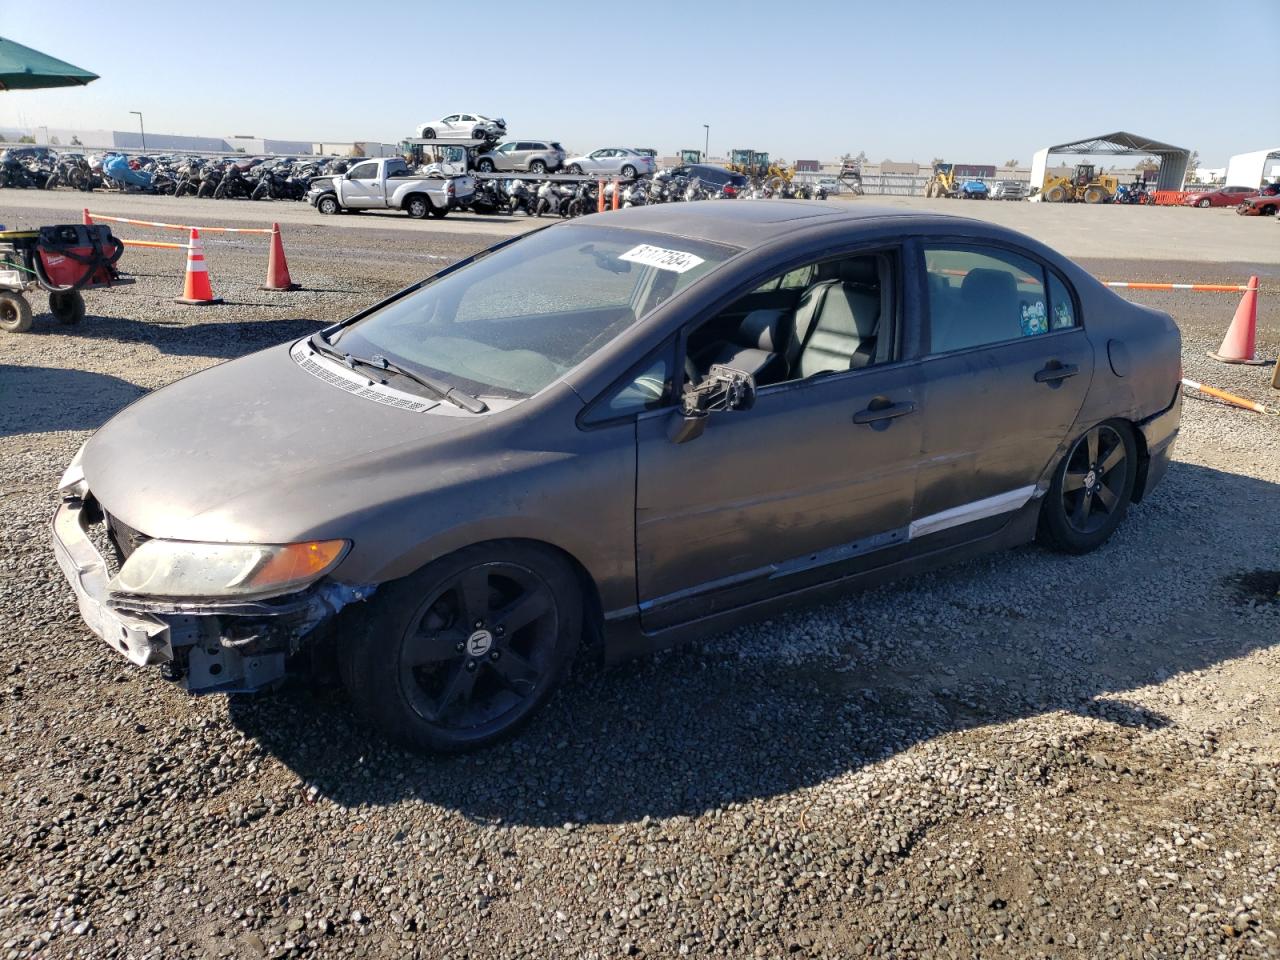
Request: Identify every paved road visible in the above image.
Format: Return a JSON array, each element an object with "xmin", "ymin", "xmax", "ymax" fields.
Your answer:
[{"xmin": 4, "ymin": 189, "xmax": 1276, "ymax": 266}]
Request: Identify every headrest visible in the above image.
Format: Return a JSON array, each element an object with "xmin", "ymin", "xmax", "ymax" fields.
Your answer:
[
  {"xmin": 961, "ymin": 267, "xmax": 1017, "ymax": 304},
  {"xmin": 816, "ymin": 257, "xmax": 878, "ymax": 287},
  {"xmin": 736, "ymin": 308, "xmax": 786, "ymax": 352}
]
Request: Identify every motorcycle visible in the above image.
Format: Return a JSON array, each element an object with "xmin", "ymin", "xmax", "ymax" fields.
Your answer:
[
  {"xmin": 212, "ymin": 163, "xmax": 254, "ymax": 199},
  {"xmin": 535, "ymin": 180, "xmax": 576, "ymax": 217},
  {"xmin": 505, "ymin": 178, "xmax": 536, "ymax": 216}
]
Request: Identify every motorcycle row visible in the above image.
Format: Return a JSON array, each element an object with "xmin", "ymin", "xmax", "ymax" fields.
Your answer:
[
  {"xmin": 0, "ymin": 148, "xmax": 354, "ymax": 202},
  {"xmin": 478, "ymin": 169, "xmax": 828, "ymax": 219}
]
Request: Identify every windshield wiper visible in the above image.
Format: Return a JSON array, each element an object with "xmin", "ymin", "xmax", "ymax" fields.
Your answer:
[{"xmin": 307, "ymin": 335, "xmax": 488, "ymax": 413}]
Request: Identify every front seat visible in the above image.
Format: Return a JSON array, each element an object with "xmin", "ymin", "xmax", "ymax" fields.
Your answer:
[
  {"xmin": 693, "ymin": 309, "xmax": 787, "ymax": 384},
  {"xmin": 787, "ymin": 259, "xmax": 881, "ymax": 378}
]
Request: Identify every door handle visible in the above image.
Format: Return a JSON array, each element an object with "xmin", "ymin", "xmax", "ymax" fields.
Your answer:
[
  {"xmin": 1034, "ymin": 362, "xmax": 1079, "ymax": 383},
  {"xmin": 853, "ymin": 400, "xmax": 916, "ymax": 426}
]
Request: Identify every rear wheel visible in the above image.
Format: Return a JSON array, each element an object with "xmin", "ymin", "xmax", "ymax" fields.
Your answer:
[
  {"xmin": 316, "ymin": 195, "xmax": 339, "ymax": 215},
  {"xmin": 422, "ymin": 128, "xmax": 436, "ymax": 140},
  {"xmin": 529, "ymin": 160, "xmax": 546, "ymax": 174},
  {"xmin": 0, "ymin": 292, "xmax": 33, "ymax": 333},
  {"xmin": 621, "ymin": 164, "xmax": 637, "ymax": 178},
  {"xmin": 49, "ymin": 290, "xmax": 85, "ymax": 325},
  {"xmin": 405, "ymin": 196, "xmax": 431, "ymax": 219},
  {"xmin": 339, "ymin": 542, "xmax": 581, "ymax": 752},
  {"xmin": 1197, "ymin": 198, "xmax": 1211, "ymax": 208},
  {"xmin": 428, "ymin": 205, "xmax": 449, "ymax": 219},
  {"xmin": 1038, "ymin": 420, "xmax": 1137, "ymax": 554}
]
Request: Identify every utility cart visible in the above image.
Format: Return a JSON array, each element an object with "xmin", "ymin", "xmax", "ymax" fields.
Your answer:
[{"xmin": 0, "ymin": 223, "xmax": 130, "ymax": 334}]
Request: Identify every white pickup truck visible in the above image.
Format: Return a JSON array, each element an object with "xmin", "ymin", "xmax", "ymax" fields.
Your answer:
[{"xmin": 306, "ymin": 157, "xmax": 475, "ymax": 219}]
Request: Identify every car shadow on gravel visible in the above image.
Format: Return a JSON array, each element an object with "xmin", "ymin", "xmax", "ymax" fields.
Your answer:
[
  {"xmin": 0, "ymin": 364, "xmax": 148, "ymax": 437},
  {"xmin": 227, "ymin": 461, "xmax": 1280, "ymax": 826},
  {"xmin": 19, "ymin": 313, "xmax": 327, "ymax": 360}
]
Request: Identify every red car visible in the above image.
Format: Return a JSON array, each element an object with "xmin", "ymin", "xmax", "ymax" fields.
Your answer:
[
  {"xmin": 1236, "ymin": 188, "xmax": 1280, "ymax": 216},
  {"xmin": 1183, "ymin": 184, "xmax": 1265, "ymax": 208}
]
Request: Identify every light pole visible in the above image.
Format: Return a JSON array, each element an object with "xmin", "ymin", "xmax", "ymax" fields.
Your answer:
[
  {"xmin": 40, "ymin": 126, "xmax": 49, "ymax": 145},
  {"xmin": 129, "ymin": 111, "xmax": 146, "ymax": 151},
  {"xmin": 702, "ymin": 124, "xmax": 709, "ymax": 161}
]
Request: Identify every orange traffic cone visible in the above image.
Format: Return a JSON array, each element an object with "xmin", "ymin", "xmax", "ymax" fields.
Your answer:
[
  {"xmin": 82, "ymin": 208, "xmax": 93, "ymax": 226},
  {"xmin": 261, "ymin": 223, "xmax": 300, "ymax": 291},
  {"xmin": 612, "ymin": 179, "xmax": 620, "ymax": 210},
  {"xmin": 1209, "ymin": 276, "xmax": 1266, "ymax": 364},
  {"xmin": 174, "ymin": 228, "xmax": 223, "ymax": 306},
  {"xmin": 597, "ymin": 180, "xmax": 606, "ymax": 213}
]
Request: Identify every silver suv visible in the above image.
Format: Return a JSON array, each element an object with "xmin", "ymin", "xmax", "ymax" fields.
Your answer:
[{"xmin": 474, "ymin": 140, "xmax": 566, "ymax": 174}]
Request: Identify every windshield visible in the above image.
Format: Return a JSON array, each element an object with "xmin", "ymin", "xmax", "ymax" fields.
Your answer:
[{"xmin": 334, "ymin": 225, "xmax": 736, "ymax": 400}]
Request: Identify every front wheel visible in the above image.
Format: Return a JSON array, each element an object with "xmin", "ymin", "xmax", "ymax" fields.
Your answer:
[
  {"xmin": 1038, "ymin": 420, "xmax": 1137, "ymax": 555},
  {"xmin": 49, "ymin": 290, "xmax": 85, "ymax": 325},
  {"xmin": 0, "ymin": 291, "xmax": 33, "ymax": 333},
  {"xmin": 316, "ymin": 195, "xmax": 339, "ymax": 215},
  {"xmin": 1197, "ymin": 198, "xmax": 1211, "ymax": 208},
  {"xmin": 339, "ymin": 542, "xmax": 581, "ymax": 753},
  {"xmin": 567, "ymin": 164, "xmax": 582, "ymax": 175}
]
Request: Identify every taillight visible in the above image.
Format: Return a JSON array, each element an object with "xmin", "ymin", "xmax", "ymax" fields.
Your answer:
[{"xmin": 724, "ymin": 185, "xmax": 736, "ymax": 197}]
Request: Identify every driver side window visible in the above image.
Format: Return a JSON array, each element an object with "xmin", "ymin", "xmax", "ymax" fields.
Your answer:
[{"xmin": 683, "ymin": 252, "xmax": 894, "ymax": 390}]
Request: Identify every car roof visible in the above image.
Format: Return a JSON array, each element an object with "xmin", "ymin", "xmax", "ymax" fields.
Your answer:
[{"xmin": 589, "ymin": 200, "xmax": 974, "ymax": 247}]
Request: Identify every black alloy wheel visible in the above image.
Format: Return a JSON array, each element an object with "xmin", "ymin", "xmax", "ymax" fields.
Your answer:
[
  {"xmin": 1039, "ymin": 420, "xmax": 1137, "ymax": 554},
  {"xmin": 478, "ymin": 159, "xmax": 494, "ymax": 172},
  {"xmin": 341, "ymin": 543, "xmax": 580, "ymax": 752}
]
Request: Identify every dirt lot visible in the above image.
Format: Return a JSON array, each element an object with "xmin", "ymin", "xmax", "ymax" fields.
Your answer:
[{"xmin": 1, "ymin": 193, "xmax": 1278, "ymax": 960}]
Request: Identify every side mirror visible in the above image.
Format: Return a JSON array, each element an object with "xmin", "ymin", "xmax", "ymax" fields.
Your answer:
[{"xmin": 666, "ymin": 365, "xmax": 756, "ymax": 444}]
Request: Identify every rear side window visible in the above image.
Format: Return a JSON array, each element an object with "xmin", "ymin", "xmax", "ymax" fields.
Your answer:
[
  {"xmin": 517, "ymin": 142, "xmax": 536, "ymax": 151},
  {"xmin": 924, "ymin": 246, "xmax": 1053, "ymax": 353}
]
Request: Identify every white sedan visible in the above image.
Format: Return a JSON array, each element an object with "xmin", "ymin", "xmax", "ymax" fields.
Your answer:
[
  {"xmin": 417, "ymin": 113, "xmax": 506, "ymax": 141},
  {"xmin": 564, "ymin": 148, "xmax": 656, "ymax": 178}
]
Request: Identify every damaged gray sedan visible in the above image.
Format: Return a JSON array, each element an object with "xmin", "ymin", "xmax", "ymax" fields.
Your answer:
[{"xmin": 52, "ymin": 202, "xmax": 1182, "ymax": 752}]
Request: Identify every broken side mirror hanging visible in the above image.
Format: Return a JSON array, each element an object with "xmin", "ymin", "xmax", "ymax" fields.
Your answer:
[{"xmin": 667, "ymin": 365, "xmax": 756, "ymax": 444}]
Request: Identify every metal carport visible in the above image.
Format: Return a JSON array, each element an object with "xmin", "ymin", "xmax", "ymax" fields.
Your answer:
[
  {"xmin": 1028, "ymin": 132, "xmax": 1191, "ymax": 198},
  {"xmin": 1225, "ymin": 148, "xmax": 1280, "ymax": 188}
]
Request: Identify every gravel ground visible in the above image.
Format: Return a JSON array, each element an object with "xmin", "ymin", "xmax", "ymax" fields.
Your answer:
[{"xmin": 1, "ymin": 195, "xmax": 1279, "ymax": 960}]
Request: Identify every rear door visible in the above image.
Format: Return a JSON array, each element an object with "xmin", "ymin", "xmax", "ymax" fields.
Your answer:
[{"xmin": 911, "ymin": 242, "xmax": 1094, "ymax": 537}]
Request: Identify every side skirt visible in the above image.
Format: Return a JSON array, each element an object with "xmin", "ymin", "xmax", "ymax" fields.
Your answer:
[{"xmin": 600, "ymin": 498, "xmax": 1042, "ymax": 667}]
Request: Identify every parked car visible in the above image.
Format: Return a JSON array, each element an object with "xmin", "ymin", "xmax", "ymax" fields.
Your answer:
[
  {"xmin": 565, "ymin": 148, "xmax": 656, "ymax": 178},
  {"xmin": 417, "ymin": 113, "xmax": 506, "ymax": 141},
  {"xmin": 1236, "ymin": 190, "xmax": 1280, "ymax": 216},
  {"xmin": 305, "ymin": 157, "xmax": 474, "ymax": 219},
  {"xmin": 669, "ymin": 163, "xmax": 749, "ymax": 196},
  {"xmin": 474, "ymin": 140, "xmax": 566, "ymax": 174},
  {"xmin": 990, "ymin": 180, "xmax": 1027, "ymax": 201},
  {"xmin": 1182, "ymin": 185, "xmax": 1260, "ymax": 208},
  {"xmin": 51, "ymin": 203, "xmax": 1181, "ymax": 752}
]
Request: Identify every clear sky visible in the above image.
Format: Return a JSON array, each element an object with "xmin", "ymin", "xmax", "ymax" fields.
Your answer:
[{"xmin": 1, "ymin": 0, "xmax": 1272, "ymax": 166}]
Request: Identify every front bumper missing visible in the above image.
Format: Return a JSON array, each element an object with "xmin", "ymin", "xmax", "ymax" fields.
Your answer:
[{"xmin": 50, "ymin": 495, "xmax": 372, "ymax": 694}]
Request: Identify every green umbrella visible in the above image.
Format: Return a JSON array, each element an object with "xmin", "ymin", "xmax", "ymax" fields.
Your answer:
[{"xmin": 0, "ymin": 37, "xmax": 97, "ymax": 91}]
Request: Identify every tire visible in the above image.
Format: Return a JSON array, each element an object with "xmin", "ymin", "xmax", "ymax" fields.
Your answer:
[
  {"xmin": 316, "ymin": 195, "xmax": 339, "ymax": 215},
  {"xmin": 1197, "ymin": 198, "xmax": 1211, "ymax": 208},
  {"xmin": 250, "ymin": 181, "xmax": 269, "ymax": 201},
  {"xmin": 529, "ymin": 160, "xmax": 546, "ymax": 174},
  {"xmin": 212, "ymin": 182, "xmax": 227, "ymax": 200},
  {"xmin": 1083, "ymin": 187, "xmax": 1107, "ymax": 204},
  {"xmin": 1038, "ymin": 420, "xmax": 1137, "ymax": 555},
  {"xmin": 1044, "ymin": 185, "xmax": 1068, "ymax": 203},
  {"xmin": 0, "ymin": 291, "xmax": 33, "ymax": 333},
  {"xmin": 568, "ymin": 164, "xmax": 582, "ymax": 175},
  {"xmin": 428, "ymin": 205, "xmax": 449, "ymax": 219},
  {"xmin": 477, "ymin": 159, "xmax": 495, "ymax": 173},
  {"xmin": 405, "ymin": 196, "xmax": 431, "ymax": 219},
  {"xmin": 339, "ymin": 541, "xmax": 582, "ymax": 753},
  {"xmin": 422, "ymin": 128, "xmax": 436, "ymax": 140},
  {"xmin": 48, "ymin": 290, "xmax": 85, "ymax": 325},
  {"xmin": 621, "ymin": 164, "xmax": 636, "ymax": 178}
]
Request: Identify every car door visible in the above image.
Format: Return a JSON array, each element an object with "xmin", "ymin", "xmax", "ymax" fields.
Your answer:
[
  {"xmin": 911, "ymin": 241, "xmax": 1094, "ymax": 538},
  {"xmin": 439, "ymin": 115, "xmax": 460, "ymax": 137},
  {"xmin": 492, "ymin": 142, "xmax": 517, "ymax": 171},
  {"xmin": 339, "ymin": 161, "xmax": 383, "ymax": 208},
  {"xmin": 632, "ymin": 250, "xmax": 923, "ymax": 630}
]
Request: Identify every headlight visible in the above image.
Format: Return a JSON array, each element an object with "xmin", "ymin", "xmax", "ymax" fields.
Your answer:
[
  {"xmin": 58, "ymin": 442, "xmax": 89, "ymax": 501},
  {"xmin": 110, "ymin": 539, "xmax": 349, "ymax": 600}
]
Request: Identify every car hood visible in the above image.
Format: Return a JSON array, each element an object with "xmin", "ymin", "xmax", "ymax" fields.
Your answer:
[{"xmin": 82, "ymin": 342, "xmax": 494, "ymax": 544}]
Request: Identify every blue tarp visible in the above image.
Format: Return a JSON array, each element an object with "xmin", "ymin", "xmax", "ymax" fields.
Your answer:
[{"xmin": 102, "ymin": 153, "xmax": 151, "ymax": 189}]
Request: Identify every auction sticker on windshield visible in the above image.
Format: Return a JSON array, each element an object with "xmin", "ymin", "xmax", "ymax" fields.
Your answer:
[{"xmin": 619, "ymin": 244, "xmax": 706, "ymax": 274}]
